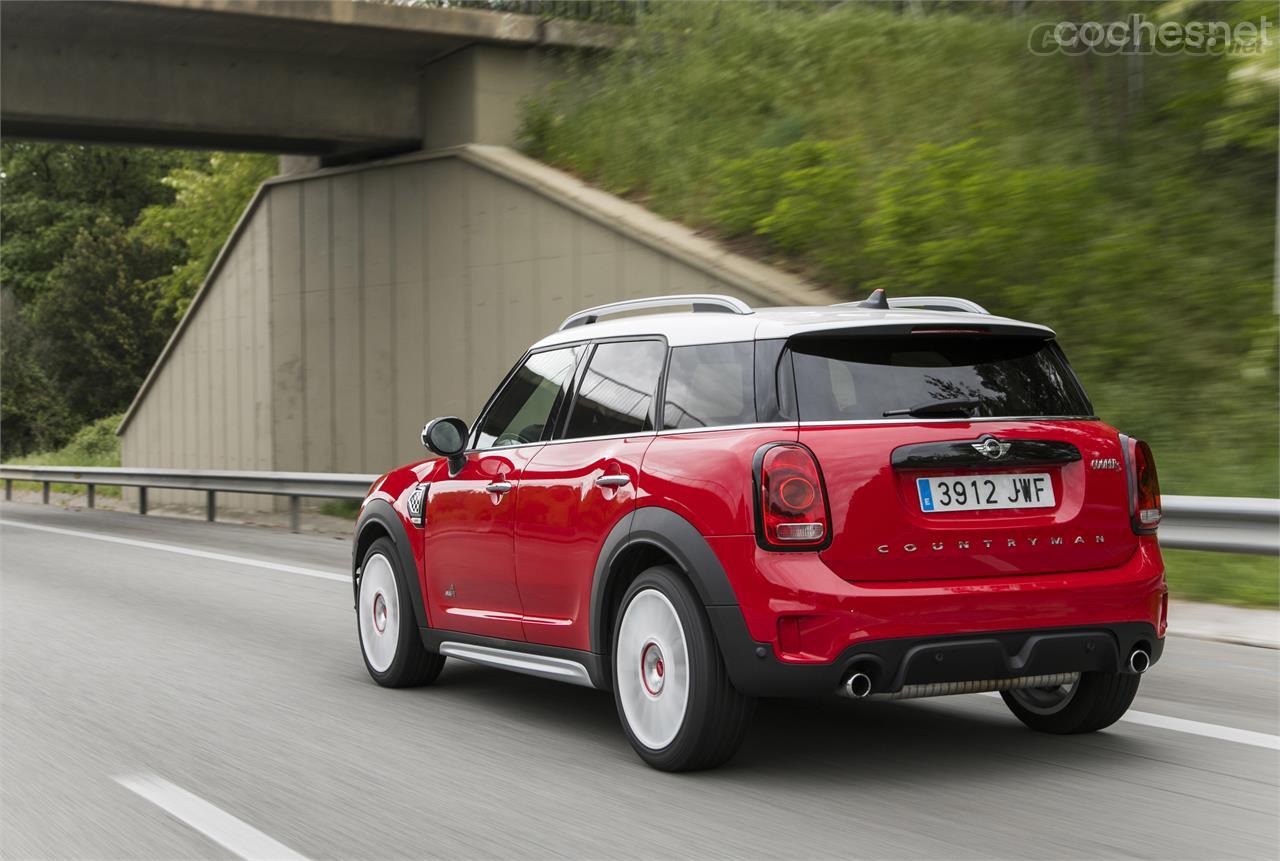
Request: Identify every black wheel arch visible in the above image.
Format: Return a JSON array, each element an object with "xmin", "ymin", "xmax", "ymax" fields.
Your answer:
[
  {"xmin": 354, "ymin": 498, "xmax": 429, "ymax": 632},
  {"xmin": 589, "ymin": 506, "xmax": 739, "ymax": 660}
]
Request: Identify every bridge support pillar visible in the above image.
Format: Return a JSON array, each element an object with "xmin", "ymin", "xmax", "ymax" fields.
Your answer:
[
  {"xmin": 421, "ymin": 45, "xmax": 561, "ymax": 150},
  {"xmin": 278, "ymin": 155, "xmax": 322, "ymax": 176}
]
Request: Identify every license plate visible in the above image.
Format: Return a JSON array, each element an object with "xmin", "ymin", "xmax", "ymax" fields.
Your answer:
[{"xmin": 917, "ymin": 473, "xmax": 1055, "ymax": 513}]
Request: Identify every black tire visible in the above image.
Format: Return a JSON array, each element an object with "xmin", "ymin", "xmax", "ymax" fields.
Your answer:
[
  {"xmin": 1000, "ymin": 671, "xmax": 1140, "ymax": 734},
  {"xmin": 611, "ymin": 565, "xmax": 755, "ymax": 771},
  {"xmin": 357, "ymin": 537, "xmax": 445, "ymax": 688}
]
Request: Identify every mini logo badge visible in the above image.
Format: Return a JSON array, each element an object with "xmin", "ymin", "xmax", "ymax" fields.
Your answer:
[
  {"xmin": 1090, "ymin": 458, "xmax": 1120, "ymax": 471},
  {"xmin": 971, "ymin": 437, "xmax": 1012, "ymax": 460}
]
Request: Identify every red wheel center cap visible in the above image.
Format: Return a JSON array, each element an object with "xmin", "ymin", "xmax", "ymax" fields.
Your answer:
[{"xmin": 641, "ymin": 642, "xmax": 665, "ymax": 696}]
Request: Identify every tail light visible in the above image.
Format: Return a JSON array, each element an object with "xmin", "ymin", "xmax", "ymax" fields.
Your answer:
[
  {"xmin": 755, "ymin": 443, "xmax": 831, "ymax": 550},
  {"xmin": 1122, "ymin": 435, "xmax": 1161, "ymax": 533}
]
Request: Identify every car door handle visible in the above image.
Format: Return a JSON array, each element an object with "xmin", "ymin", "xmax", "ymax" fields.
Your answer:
[
  {"xmin": 594, "ymin": 475, "xmax": 631, "ymax": 489},
  {"xmin": 485, "ymin": 481, "xmax": 514, "ymax": 494}
]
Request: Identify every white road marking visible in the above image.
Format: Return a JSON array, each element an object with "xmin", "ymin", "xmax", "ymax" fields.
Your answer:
[
  {"xmin": 0, "ymin": 519, "xmax": 347, "ymax": 582},
  {"xmin": 1112, "ymin": 708, "xmax": 1280, "ymax": 749},
  {"xmin": 7, "ymin": 516, "xmax": 1276, "ymax": 752},
  {"xmin": 115, "ymin": 773, "xmax": 308, "ymax": 861},
  {"xmin": 977, "ymin": 692, "xmax": 1280, "ymax": 750}
]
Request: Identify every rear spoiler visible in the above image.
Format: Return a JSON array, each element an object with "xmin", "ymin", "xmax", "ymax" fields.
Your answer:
[
  {"xmin": 825, "ymin": 289, "xmax": 1054, "ymax": 338},
  {"xmin": 787, "ymin": 321, "xmax": 1057, "ymax": 339}
]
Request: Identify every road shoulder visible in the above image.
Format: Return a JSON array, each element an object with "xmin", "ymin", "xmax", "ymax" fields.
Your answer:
[{"xmin": 1169, "ymin": 599, "xmax": 1279, "ymax": 649}]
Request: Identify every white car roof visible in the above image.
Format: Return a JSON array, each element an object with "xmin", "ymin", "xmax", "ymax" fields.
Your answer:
[{"xmin": 531, "ymin": 302, "xmax": 1055, "ymax": 351}]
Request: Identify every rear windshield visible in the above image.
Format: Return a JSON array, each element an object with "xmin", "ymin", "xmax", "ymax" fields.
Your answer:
[{"xmin": 785, "ymin": 334, "xmax": 1092, "ymax": 421}]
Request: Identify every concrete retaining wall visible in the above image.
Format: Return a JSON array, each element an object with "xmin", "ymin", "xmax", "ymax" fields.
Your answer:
[{"xmin": 120, "ymin": 146, "xmax": 836, "ymax": 506}]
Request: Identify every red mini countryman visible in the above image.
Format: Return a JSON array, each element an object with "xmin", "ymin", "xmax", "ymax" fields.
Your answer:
[{"xmin": 352, "ymin": 291, "xmax": 1166, "ymax": 771}]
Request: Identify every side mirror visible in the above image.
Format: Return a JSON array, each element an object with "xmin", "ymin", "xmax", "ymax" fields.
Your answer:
[{"xmin": 422, "ymin": 416, "xmax": 468, "ymax": 474}]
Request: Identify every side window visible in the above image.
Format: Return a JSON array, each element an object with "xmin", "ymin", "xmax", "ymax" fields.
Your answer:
[
  {"xmin": 563, "ymin": 340, "xmax": 666, "ymax": 439},
  {"xmin": 474, "ymin": 346, "xmax": 581, "ymax": 449},
  {"xmin": 662, "ymin": 342, "xmax": 756, "ymax": 430}
]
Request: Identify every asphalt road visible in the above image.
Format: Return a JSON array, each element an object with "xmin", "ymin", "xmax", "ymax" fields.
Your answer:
[{"xmin": 2, "ymin": 502, "xmax": 1277, "ymax": 860}]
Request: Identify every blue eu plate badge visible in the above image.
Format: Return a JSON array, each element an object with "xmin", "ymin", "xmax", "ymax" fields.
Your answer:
[{"xmin": 917, "ymin": 478, "xmax": 935, "ymax": 512}]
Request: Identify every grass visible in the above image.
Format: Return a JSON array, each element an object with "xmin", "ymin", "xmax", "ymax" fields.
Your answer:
[
  {"xmin": 1163, "ymin": 549, "xmax": 1279, "ymax": 609},
  {"xmin": 319, "ymin": 499, "xmax": 361, "ymax": 520},
  {"xmin": 9, "ymin": 414, "xmax": 123, "ymax": 496}
]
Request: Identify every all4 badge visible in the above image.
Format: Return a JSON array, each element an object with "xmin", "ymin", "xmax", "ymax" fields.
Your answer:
[{"xmin": 407, "ymin": 482, "xmax": 428, "ymax": 528}]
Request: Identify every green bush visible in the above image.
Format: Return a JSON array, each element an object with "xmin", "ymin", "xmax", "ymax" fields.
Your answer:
[
  {"xmin": 712, "ymin": 139, "xmax": 866, "ymax": 278},
  {"xmin": 319, "ymin": 499, "xmax": 361, "ymax": 520},
  {"xmin": 11, "ymin": 414, "xmax": 123, "ymax": 496},
  {"xmin": 14, "ymin": 413, "xmax": 122, "ymax": 466}
]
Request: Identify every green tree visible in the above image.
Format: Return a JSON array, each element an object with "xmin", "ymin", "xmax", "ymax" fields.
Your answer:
[
  {"xmin": 0, "ymin": 143, "xmax": 191, "ymax": 457},
  {"xmin": 132, "ymin": 152, "xmax": 277, "ymax": 316},
  {"xmin": 29, "ymin": 221, "xmax": 177, "ymax": 424},
  {"xmin": 0, "ymin": 289, "xmax": 74, "ymax": 455},
  {"xmin": 0, "ymin": 144, "xmax": 270, "ymax": 458},
  {"xmin": 1, "ymin": 143, "xmax": 192, "ymax": 303}
]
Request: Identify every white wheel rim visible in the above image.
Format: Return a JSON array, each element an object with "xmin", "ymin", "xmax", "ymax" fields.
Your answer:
[
  {"xmin": 359, "ymin": 553, "xmax": 400, "ymax": 673},
  {"xmin": 616, "ymin": 589, "xmax": 689, "ymax": 750}
]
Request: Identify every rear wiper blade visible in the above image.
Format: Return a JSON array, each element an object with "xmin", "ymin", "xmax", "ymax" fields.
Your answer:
[{"xmin": 883, "ymin": 398, "xmax": 981, "ymax": 418}]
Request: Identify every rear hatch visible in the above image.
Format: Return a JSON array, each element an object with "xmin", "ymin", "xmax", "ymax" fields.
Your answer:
[{"xmin": 784, "ymin": 329, "xmax": 1136, "ymax": 581}]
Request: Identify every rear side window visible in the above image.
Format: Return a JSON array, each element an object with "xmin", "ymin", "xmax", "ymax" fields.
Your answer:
[
  {"xmin": 662, "ymin": 342, "xmax": 756, "ymax": 430},
  {"xmin": 786, "ymin": 335, "xmax": 1091, "ymax": 421},
  {"xmin": 564, "ymin": 340, "xmax": 666, "ymax": 439}
]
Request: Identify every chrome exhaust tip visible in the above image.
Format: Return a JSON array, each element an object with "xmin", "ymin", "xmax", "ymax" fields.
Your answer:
[
  {"xmin": 1128, "ymin": 648, "xmax": 1151, "ymax": 674},
  {"xmin": 844, "ymin": 671, "xmax": 873, "ymax": 699}
]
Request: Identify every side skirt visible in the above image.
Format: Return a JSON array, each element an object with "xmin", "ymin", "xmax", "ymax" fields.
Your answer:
[{"xmin": 419, "ymin": 628, "xmax": 607, "ymax": 690}]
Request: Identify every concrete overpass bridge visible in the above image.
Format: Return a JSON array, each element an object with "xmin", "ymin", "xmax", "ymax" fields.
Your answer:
[
  {"xmin": 1, "ymin": 0, "xmax": 610, "ymax": 165},
  {"xmin": 2, "ymin": 0, "xmax": 835, "ymax": 505}
]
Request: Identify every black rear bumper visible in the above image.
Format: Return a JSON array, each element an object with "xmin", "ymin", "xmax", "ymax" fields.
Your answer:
[{"xmin": 707, "ymin": 606, "xmax": 1163, "ymax": 698}]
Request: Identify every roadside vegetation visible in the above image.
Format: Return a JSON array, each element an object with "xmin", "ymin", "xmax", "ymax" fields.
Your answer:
[
  {"xmin": 8, "ymin": 413, "xmax": 123, "ymax": 495},
  {"xmin": 1163, "ymin": 549, "xmax": 1278, "ymax": 608},
  {"xmin": 522, "ymin": 0, "xmax": 1279, "ymax": 501},
  {"xmin": 319, "ymin": 499, "xmax": 362, "ymax": 519},
  {"xmin": 0, "ymin": 146, "xmax": 275, "ymax": 459}
]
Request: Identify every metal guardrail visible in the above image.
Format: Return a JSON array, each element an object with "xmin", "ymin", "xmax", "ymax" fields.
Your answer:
[
  {"xmin": 0, "ymin": 464, "xmax": 1276, "ymax": 552},
  {"xmin": 0, "ymin": 465, "xmax": 374, "ymax": 532},
  {"xmin": 1160, "ymin": 495, "xmax": 1279, "ymax": 556}
]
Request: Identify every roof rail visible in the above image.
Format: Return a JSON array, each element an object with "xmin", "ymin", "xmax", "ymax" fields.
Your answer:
[
  {"xmin": 558, "ymin": 294, "xmax": 754, "ymax": 331},
  {"xmin": 889, "ymin": 296, "xmax": 989, "ymax": 314},
  {"xmin": 832, "ymin": 294, "xmax": 989, "ymax": 315}
]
